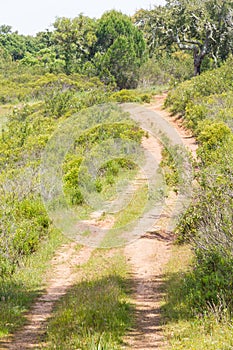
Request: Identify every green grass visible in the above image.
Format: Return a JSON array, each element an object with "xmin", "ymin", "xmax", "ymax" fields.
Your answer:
[
  {"xmin": 163, "ymin": 245, "xmax": 233, "ymax": 350},
  {"xmin": 98, "ymin": 168, "xmax": 138, "ymax": 203},
  {"xmin": 98, "ymin": 184, "xmax": 148, "ymax": 248},
  {"xmin": 0, "ymin": 229, "xmax": 68, "ymax": 339},
  {"xmin": 42, "ymin": 249, "xmax": 133, "ymax": 350},
  {"xmin": 113, "ymin": 184, "xmax": 148, "ymax": 229}
]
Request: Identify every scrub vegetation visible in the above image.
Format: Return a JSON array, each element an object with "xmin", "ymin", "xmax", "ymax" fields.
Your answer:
[{"xmin": 0, "ymin": 0, "xmax": 232, "ymax": 348}]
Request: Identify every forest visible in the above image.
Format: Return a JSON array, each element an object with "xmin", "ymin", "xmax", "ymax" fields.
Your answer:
[{"xmin": 0, "ymin": 0, "xmax": 233, "ymax": 349}]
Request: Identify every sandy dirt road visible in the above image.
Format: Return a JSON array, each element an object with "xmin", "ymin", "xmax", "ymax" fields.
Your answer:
[
  {"xmin": 123, "ymin": 96, "xmax": 197, "ymax": 350},
  {"xmin": 1, "ymin": 95, "xmax": 197, "ymax": 350}
]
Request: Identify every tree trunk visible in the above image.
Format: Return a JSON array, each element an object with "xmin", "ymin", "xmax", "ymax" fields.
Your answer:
[
  {"xmin": 193, "ymin": 47, "xmax": 202, "ymax": 76},
  {"xmin": 194, "ymin": 60, "xmax": 201, "ymax": 75}
]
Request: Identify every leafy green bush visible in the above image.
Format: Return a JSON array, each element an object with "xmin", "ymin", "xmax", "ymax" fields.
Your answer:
[
  {"xmin": 196, "ymin": 121, "xmax": 232, "ymax": 164},
  {"xmin": 0, "ymin": 197, "xmax": 50, "ymax": 278},
  {"xmin": 62, "ymin": 122, "xmax": 144, "ymax": 205},
  {"xmin": 160, "ymin": 147, "xmax": 179, "ymax": 188},
  {"xmin": 75, "ymin": 122, "xmax": 145, "ymax": 150},
  {"xmin": 110, "ymin": 89, "xmax": 151, "ymax": 103},
  {"xmin": 0, "ymin": 71, "xmax": 107, "ymax": 104},
  {"xmin": 63, "ymin": 155, "xmax": 84, "ymax": 205},
  {"xmin": 181, "ymin": 249, "xmax": 233, "ymax": 314},
  {"xmin": 165, "ymin": 56, "xmax": 233, "ymax": 115},
  {"xmin": 175, "ymin": 203, "xmax": 201, "ymax": 243},
  {"xmin": 139, "ymin": 51, "xmax": 193, "ymax": 87},
  {"xmin": 44, "ymin": 89, "xmax": 76, "ymax": 118}
]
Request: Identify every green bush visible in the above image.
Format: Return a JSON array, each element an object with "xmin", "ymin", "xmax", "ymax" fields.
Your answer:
[
  {"xmin": 185, "ymin": 92, "xmax": 233, "ymax": 131},
  {"xmin": 0, "ymin": 197, "xmax": 50, "ymax": 278},
  {"xmin": 160, "ymin": 147, "xmax": 179, "ymax": 188},
  {"xmin": 44, "ymin": 89, "xmax": 76, "ymax": 118},
  {"xmin": 110, "ymin": 89, "xmax": 151, "ymax": 103},
  {"xmin": 196, "ymin": 122, "xmax": 232, "ymax": 165},
  {"xmin": 139, "ymin": 51, "xmax": 193, "ymax": 88},
  {"xmin": 181, "ymin": 249, "xmax": 233, "ymax": 314},
  {"xmin": 175, "ymin": 203, "xmax": 201, "ymax": 243},
  {"xmin": 165, "ymin": 56, "xmax": 233, "ymax": 115},
  {"xmin": 196, "ymin": 120, "xmax": 231, "ymax": 149},
  {"xmin": 62, "ymin": 122, "xmax": 143, "ymax": 206}
]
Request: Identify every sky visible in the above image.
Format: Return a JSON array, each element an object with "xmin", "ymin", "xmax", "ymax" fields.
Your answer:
[{"xmin": 0, "ymin": 0, "xmax": 166, "ymax": 36}]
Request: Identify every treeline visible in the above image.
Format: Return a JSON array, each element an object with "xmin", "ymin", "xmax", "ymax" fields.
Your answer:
[
  {"xmin": 0, "ymin": 12, "xmax": 146, "ymax": 90},
  {"xmin": 1, "ymin": 0, "xmax": 233, "ymax": 90}
]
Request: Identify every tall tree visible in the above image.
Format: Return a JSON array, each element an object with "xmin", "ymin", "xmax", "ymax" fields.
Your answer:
[
  {"xmin": 0, "ymin": 28, "xmax": 27, "ymax": 60},
  {"xmin": 93, "ymin": 10, "xmax": 147, "ymax": 88},
  {"xmin": 52, "ymin": 15, "xmax": 97, "ymax": 74},
  {"xmin": 134, "ymin": 0, "xmax": 233, "ymax": 75}
]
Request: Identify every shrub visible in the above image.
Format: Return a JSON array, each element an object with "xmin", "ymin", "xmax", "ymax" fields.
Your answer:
[
  {"xmin": 165, "ymin": 56, "xmax": 233, "ymax": 115},
  {"xmin": 110, "ymin": 89, "xmax": 151, "ymax": 103},
  {"xmin": 180, "ymin": 249, "xmax": 233, "ymax": 314},
  {"xmin": 168, "ymin": 55, "xmax": 233, "ymax": 317},
  {"xmin": 0, "ymin": 197, "xmax": 50, "ymax": 278},
  {"xmin": 138, "ymin": 51, "xmax": 193, "ymax": 88}
]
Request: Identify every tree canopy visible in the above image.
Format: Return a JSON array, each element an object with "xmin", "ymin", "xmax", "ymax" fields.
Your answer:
[
  {"xmin": 134, "ymin": 0, "xmax": 233, "ymax": 75},
  {"xmin": 92, "ymin": 11, "xmax": 147, "ymax": 88},
  {"xmin": 52, "ymin": 15, "xmax": 97, "ymax": 74},
  {"xmin": 0, "ymin": 2, "xmax": 232, "ymax": 84}
]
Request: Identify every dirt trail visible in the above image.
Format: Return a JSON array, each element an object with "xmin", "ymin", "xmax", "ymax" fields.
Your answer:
[
  {"xmin": 148, "ymin": 94, "xmax": 198, "ymax": 157},
  {"xmin": 124, "ymin": 233, "xmax": 173, "ymax": 350},
  {"xmin": 123, "ymin": 95, "xmax": 197, "ymax": 349},
  {"xmin": 0, "ymin": 244, "xmax": 93, "ymax": 350},
  {"xmin": 124, "ymin": 156, "xmax": 174, "ymax": 349},
  {"xmin": 0, "ymin": 95, "xmax": 197, "ymax": 350}
]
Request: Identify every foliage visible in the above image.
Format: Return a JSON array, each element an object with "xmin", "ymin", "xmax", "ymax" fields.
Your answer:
[
  {"xmin": 196, "ymin": 121, "xmax": 232, "ymax": 163},
  {"xmin": 165, "ymin": 56, "xmax": 233, "ymax": 115},
  {"xmin": 134, "ymin": 0, "xmax": 233, "ymax": 76},
  {"xmin": 160, "ymin": 147, "xmax": 179, "ymax": 188},
  {"xmin": 0, "ymin": 196, "xmax": 50, "ymax": 278},
  {"xmin": 176, "ymin": 144, "xmax": 233, "ymax": 243},
  {"xmin": 0, "ymin": 71, "xmax": 107, "ymax": 105},
  {"xmin": 52, "ymin": 15, "xmax": 97, "ymax": 74},
  {"xmin": 138, "ymin": 51, "xmax": 193, "ymax": 87},
  {"xmin": 167, "ymin": 52, "xmax": 233, "ymax": 321},
  {"xmin": 0, "ymin": 26, "xmax": 44, "ymax": 61},
  {"xmin": 0, "ymin": 11, "xmax": 147, "ymax": 88},
  {"xmin": 19, "ymin": 48, "xmax": 65, "ymax": 73},
  {"xmin": 0, "ymin": 228, "xmax": 66, "ymax": 338},
  {"xmin": 0, "ymin": 73, "xmax": 116, "ymax": 278},
  {"xmin": 185, "ymin": 91, "xmax": 233, "ymax": 131},
  {"xmin": 93, "ymin": 10, "xmax": 147, "ymax": 89},
  {"xmin": 170, "ymin": 247, "xmax": 233, "ymax": 317},
  {"xmin": 63, "ymin": 121, "xmax": 145, "ymax": 205},
  {"xmin": 110, "ymin": 89, "xmax": 151, "ymax": 103},
  {"xmin": 163, "ymin": 245, "xmax": 233, "ymax": 350}
]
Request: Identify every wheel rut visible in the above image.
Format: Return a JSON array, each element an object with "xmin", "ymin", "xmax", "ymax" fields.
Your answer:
[{"xmin": 123, "ymin": 95, "xmax": 197, "ymax": 349}]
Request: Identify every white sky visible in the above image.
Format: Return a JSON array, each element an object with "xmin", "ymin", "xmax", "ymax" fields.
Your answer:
[{"xmin": 0, "ymin": 0, "xmax": 166, "ymax": 36}]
